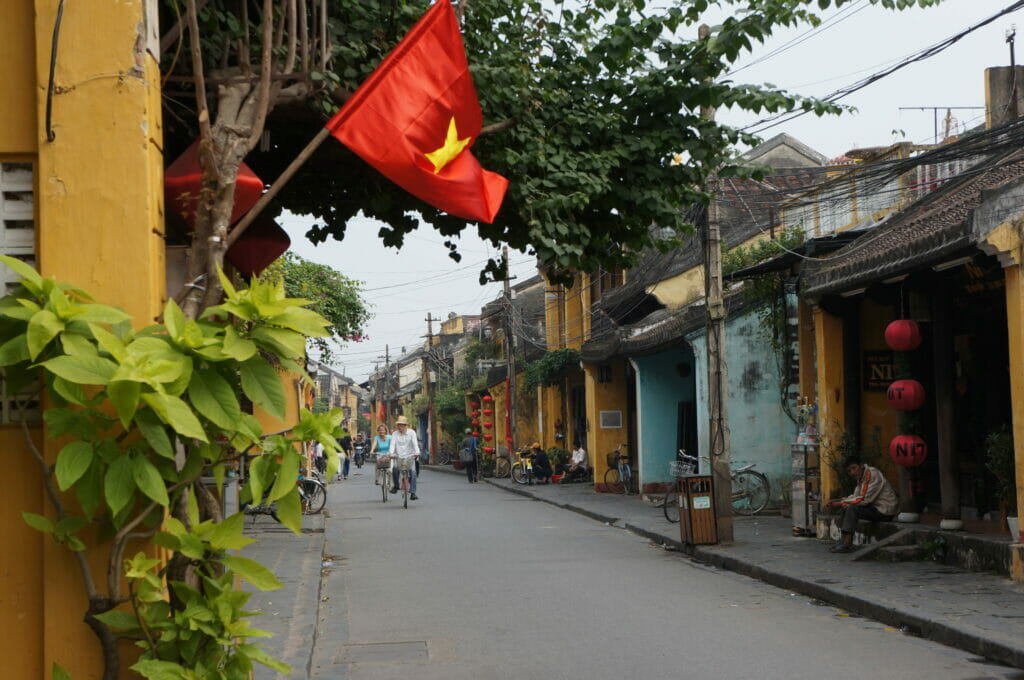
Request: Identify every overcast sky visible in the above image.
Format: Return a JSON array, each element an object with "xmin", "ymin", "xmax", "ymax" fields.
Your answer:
[{"xmin": 281, "ymin": 0, "xmax": 1022, "ymax": 382}]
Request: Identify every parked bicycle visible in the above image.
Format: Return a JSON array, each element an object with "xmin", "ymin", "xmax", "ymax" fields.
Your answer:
[
  {"xmin": 298, "ymin": 475, "xmax": 327, "ymax": 515},
  {"xmin": 438, "ymin": 442, "xmax": 452, "ymax": 465},
  {"xmin": 603, "ymin": 443, "xmax": 633, "ymax": 494},
  {"xmin": 663, "ymin": 451, "xmax": 770, "ymax": 521}
]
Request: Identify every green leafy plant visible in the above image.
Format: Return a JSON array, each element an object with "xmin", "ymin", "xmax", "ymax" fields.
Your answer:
[
  {"xmin": 823, "ymin": 425, "xmax": 885, "ymax": 497},
  {"xmin": 985, "ymin": 424, "xmax": 1017, "ymax": 515},
  {"xmin": 2, "ymin": 256, "xmax": 345, "ymax": 680},
  {"xmin": 547, "ymin": 447, "xmax": 570, "ymax": 470},
  {"xmin": 522, "ymin": 349, "xmax": 581, "ymax": 393}
]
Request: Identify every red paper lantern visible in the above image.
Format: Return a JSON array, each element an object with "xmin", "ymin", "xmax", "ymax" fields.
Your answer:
[
  {"xmin": 483, "ymin": 433, "xmax": 493, "ymax": 441},
  {"xmin": 506, "ymin": 436, "xmax": 513, "ymax": 443},
  {"xmin": 472, "ymin": 411, "xmax": 480, "ymax": 417},
  {"xmin": 483, "ymin": 421, "xmax": 493, "ymax": 429},
  {"xmin": 889, "ymin": 434, "xmax": 927, "ymax": 467},
  {"xmin": 483, "ymin": 408, "xmax": 494, "ymax": 416},
  {"xmin": 165, "ymin": 140, "xmax": 264, "ymax": 227},
  {"xmin": 885, "ymin": 320, "xmax": 922, "ymax": 352},
  {"xmin": 886, "ymin": 379, "xmax": 926, "ymax": 411},
  {"xmin": 362, "ymin": 412, "xmax": 372, "ymax": 419},
  {"xmin": 471, "ymin": 419, "xmax": 480, "ymax": 426},
  {"xmin": 225, "ymin": 215, "xmax": 291, "ymax": 277},
  {"xmin": 483, "ymin": 446, "xmax": 495, "ymax": 454},
  {"xmin": 482, "ymin": 395, "xmax": 494, "ymax": 403},
  {"xmin": 471, "ymin": 402, "xmax": 480, "ymax": 408},
  {"xmin": 472, "ymin": 431, "xmax": 480, "ymax": 437}
]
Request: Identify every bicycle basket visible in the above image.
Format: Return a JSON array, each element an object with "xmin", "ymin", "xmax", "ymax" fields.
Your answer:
[
  {"xmin": 375, "ymin": 457, "xmax": 390, "ymax": 469},
  {"xmin": 669, "ymin": 460, "xmax": 695, "ymax": 477},
  {"xmin": 606, "ymin": 451, "xmax": 621, "ymax": 468}
]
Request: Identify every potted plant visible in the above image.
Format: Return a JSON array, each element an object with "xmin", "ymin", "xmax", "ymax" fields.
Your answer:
[{"xmin": 985, "ymin": 424, "xmax": 1018, "ymax": 539}]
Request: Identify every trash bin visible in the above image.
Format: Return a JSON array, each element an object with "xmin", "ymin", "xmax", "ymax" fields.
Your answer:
[{"xmin": 678, "ymin": 474, "xmax": 718, "ymax": 545}]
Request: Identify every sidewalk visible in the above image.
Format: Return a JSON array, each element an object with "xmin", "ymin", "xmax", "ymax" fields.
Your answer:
[{"xmin": 427, "ymin": 465, "xmax": 1024, "ymax": 670}]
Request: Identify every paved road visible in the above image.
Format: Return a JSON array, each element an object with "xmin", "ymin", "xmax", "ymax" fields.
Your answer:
[{"xmin": 294, "ymin": 470, "xmax": 1023, "ymax": 680}]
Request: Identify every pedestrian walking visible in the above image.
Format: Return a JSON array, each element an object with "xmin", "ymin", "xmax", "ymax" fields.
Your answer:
[
  {"xmin": 460, "ymin": 428, "xmax": 478, "ymax": 483},
  {"xmin": 337, "ymin": 431, "xmax": 352, "ymax": 480}
]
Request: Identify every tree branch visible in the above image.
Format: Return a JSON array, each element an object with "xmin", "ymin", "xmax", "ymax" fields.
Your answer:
[
  {"xmin": 284, "ymin": 0, "xmax": 298, "ymax": 75},
  {"xmin": 246, "ymin": 0, "xmax": 276, "ymax": 152},
  {"xmin": 185, "ymin": 0, "xmax": 213, "ymax": 143},
  {"xmin": 298, "ymin": 0, "xmax": 309, "ymax": 73},
  {"xmin": 480, "ymin": 118, "xmax": 516, "ymax": 136}
]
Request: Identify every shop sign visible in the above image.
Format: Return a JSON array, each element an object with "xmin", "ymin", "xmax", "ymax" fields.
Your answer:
[{"xmin": 863, "ymin": 351, "xmax": 895, "ymax": 391}]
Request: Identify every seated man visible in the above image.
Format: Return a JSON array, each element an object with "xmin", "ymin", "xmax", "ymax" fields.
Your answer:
[
  {"xmin": 826, "ymin": 455, "xmax": 897, "ymax": 553},
  {"xmin": 528, "ymin": 442, "xmax": 553, "ymax": 484},
  {"xmin": 559, "ymin": 439, "xmax": 590, "ymax": 482}
]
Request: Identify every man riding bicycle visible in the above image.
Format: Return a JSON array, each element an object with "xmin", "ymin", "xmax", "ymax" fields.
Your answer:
[{"xmin": 388, "ymin": 415, "xmax": 421, "ymax": 500}]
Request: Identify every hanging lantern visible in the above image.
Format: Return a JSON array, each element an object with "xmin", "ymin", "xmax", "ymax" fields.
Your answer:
[
  {"xmin": 472, "ymin": 411, "xmax": 480, "ymax": 417},
  {"xmin": 889, "ymin": 434, "xmax": 928, "ymax": 467},
  {"xmin": 886, "ymin": 379, "xmax": 926, "ymax": 411},
  {"xmin": 471, "ymin": 419, "xmax": 480, "ymax": 426},
  {"xmin": 482, "ymin": 395, "xmax": 494, "ymax": 403},
  {"xmin": 472, "ymin": 431, "xmax": 480, "ymax": 437},
  {"xmin": 885, "ymin": 320, "xmax": 922, "ymax": 352},
  {"xmin": 164, "ymin": 140, "xmax": 264, "ymax": 227},
  {"xmin": 483, "ymin": 408, "xmax": 494, "ymax": 416},
  {"xmin": 483, "ymin": 421, "xmax": 493, "ymax": 429},
  {"xmin": 471, "ymin": 401, "xmax": 480, "ymax": 409},
  {"xmin": 506, "ymin": 436, "xmax": 514, "ymax": 443},
  {"xmin": 362, "ymin": 412, "xmax": 372, "ymax": 419},
  {"xmin": 483, "ymin": 433, "xmax": 493, "ymax": 441},
  {"xmin": 483, "ymin": 446, "xmax": 495, "ymax": 454},
  {"xmin": 224, "ymin": 215, "xmax": 291, "ymax": 277}
]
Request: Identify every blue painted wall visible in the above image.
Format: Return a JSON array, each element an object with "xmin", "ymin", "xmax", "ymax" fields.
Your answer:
[
  {"xmin": 687, "ymin": 309, "xmax": 795, "ymax": 491},
  {"xmin": 632, "ymin": 345, "xmax": 695, "ymax": 487}
]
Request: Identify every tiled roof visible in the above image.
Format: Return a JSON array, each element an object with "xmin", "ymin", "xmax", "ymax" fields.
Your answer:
[{"xmin": 802, "ymin": 151, "xmax": 1024, "ymax": 298}]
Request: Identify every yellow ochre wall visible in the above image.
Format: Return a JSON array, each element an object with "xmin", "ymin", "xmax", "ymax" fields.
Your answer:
[
  {"xmin": 858, "ymin": 300, "xmax": 900, "ymax": 483},
  {"xmin": 814, "ymin": 308, "xmax": 846, "ymax": 500},
  {"xmin": 0, "ymin": 2, "xmax": 166, "ymax": 677},
  {"xmin": 584, "ymin": 361, "xmax": 630, "ymax": 487}
]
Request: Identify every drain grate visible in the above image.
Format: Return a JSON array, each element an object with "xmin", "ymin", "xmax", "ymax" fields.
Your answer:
[{"xmin": 338, "ymin": 641, "xmax": 428, "ymax": 664}]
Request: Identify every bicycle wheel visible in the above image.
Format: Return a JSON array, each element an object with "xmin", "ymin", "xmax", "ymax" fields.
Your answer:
[
  {"xmin": 622, "ymin": 466, "xmax": 634, "ymax": 495},
  {"xmin": 603, "ymin": 467, "xmax": 623, "ymax": 493},
  {"xmin": 494, "ymin": 457, "xmax": 510, "ymax": 478},
  {"xmin": 440, "ymin": 450, "xmax": 452, "ymax": 465},
  {"xmin": 732, "ymin": 470, "xmax": 770, "ymax": 515},
  {"xmin": 402, "ymin": 472, "xmax": 409, "ymax": 509},
  {"xmin": 379, "ymin": 469, "xmax": 388, "ymax": 503},
  {"xmin": 511, "ymin": 463, "xmax": 527, "ymax": 484},
  {"xmin": 300, "ymin": 479, "xmax": 327, "ymax": 514},
  {"xmin": 663, "ymin": 489, "xmax": 680, "ymax": 523}
]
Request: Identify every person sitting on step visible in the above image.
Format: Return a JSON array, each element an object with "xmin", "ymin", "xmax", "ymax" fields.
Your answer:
[{"xmin": 826, "ymin": 455, "xmax": 897, "ymax": 553}]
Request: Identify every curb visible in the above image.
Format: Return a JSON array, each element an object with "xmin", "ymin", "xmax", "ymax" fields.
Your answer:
[{"xmin": 476, "ymin": 473, "xmax": 1024, "ymax": 670}]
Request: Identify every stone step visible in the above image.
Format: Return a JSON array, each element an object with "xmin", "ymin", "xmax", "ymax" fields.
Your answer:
[{"xmin": 875, "ymin": 544, "xmax": 923, "ymax": 562}]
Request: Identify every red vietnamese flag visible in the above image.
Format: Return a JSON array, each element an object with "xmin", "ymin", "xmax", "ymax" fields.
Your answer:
[{"xmin": 326, "ymin": 1, "xmax": 507, "ymax": 223}]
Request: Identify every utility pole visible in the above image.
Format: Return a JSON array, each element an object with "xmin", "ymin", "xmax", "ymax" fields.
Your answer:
[
  {"xmin": 424, "ymin": 312, "xmax": 436, "ymax": 462},
  {"xmin": 502, "ymin": 246, "xmax": 517, "ymax": 454},
  {"xmin": 700, "ymin": 23, "xmax": 733, "ymax": 543},
  {"xmin": 1009, "ymin": 25, "xmax": 1019, "ymax": 119},
  {"xmin": 384, "ymin": 344, "xmax": 391, "ymax": 426}
]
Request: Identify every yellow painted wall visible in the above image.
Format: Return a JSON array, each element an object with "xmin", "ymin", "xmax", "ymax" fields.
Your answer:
[
  {"xmin": 565, "ymin": 274, "xmax": 584, "ymax": 350},
  {"xmin": 540, "ymin": 384, "xmax": 563, "ymax": 450},
  {"xmin": 584, "ymin": 361, "xmax": 629, "ymax": 488},
  {"xmin": 859, "ymin": 300, "xmax": 900, "ymax": 483},
  {"xmin": 488, "ymin": 381, "xmax": 507, "ymax": 452},
  {"xmin": 0, "ymin": 1, "xmax": 37, "ymax": 153},
  {"xmin": 814, "ymin": 307, "xmax": 846, "ymax": 501},
  {"xmin": 649, "ymin": 265, "xmax": 705, "ymax": 310},
  {"xmin": 1006, "ymin": 265, "xmax": 1024, "ymax": 545}
]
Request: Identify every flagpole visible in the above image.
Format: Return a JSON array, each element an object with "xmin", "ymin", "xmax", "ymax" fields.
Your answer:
[{"xmin": 226, "ymin": 126, "xmax": 333, "ymax": 248}]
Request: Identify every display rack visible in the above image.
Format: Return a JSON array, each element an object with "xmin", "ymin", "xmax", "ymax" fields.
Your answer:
[{"xmin": 791, "ymin": 443, "xmax": 820, "ymax": 536}]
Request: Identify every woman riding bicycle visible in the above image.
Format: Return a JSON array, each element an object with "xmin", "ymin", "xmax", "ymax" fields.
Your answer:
[{"xmin": 372, "ymin": 424, "xmax": 391, "ymax": 485}]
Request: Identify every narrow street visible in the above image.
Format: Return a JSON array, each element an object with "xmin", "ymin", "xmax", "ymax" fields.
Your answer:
[{"xmin": 248, "ymin": 469, "xmax": 1024, "ymax": 680}]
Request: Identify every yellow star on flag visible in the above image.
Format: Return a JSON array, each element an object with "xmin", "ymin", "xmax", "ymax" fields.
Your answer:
[{"xmin": 424, "ymin": 117, "xmax": 472, "ymax": 174}]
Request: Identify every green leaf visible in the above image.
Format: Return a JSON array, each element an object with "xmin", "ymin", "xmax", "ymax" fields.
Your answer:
[
  {"xmin": 0, "ymin": 334, "xmax": 29, "ymax": 366},
  {"xmin": 220, "ymin": 555, "xmax": 283, "ymax": 591},
  {"xmin": 268, "ymin": 450, "xmax": 300, "ymax": 502},
  {"xmin": 239, "ymin": 358, "xmax": 285, "ymax": 419},
  {"xmin": 88, "ymin": 323, "xmax": 127, "ymax": 362},
  {"xmin": 68, "ymin": 303, "xmax": 131, "ymax": 325},
  {"xmin": 27, "ymin": 309, "xmax": 65, "ymax": 359},
  {"xmin": 222, "ymin": 325, "xmax": 257, "ymax": 362},
  {"xmin": 107, "ymin": 380, "xmax": 141, "ymax": 428},
  {"xmin": 217, "ymin": 267, "xmax": 238, "ymax": 300},
  {"xmin": 187, "ymin": 370, "xmax": 241, "ymax": 429},
  {"xmin": 51, "ymin": 662, "xmax": 74, "ymax": 680},
  {"xmin": 104, "ymin": 456, "xmax": 135, "ymax": 516},
  {"xmin": 141, "ymin": 393, "xmax": 208, "ymax": 442},
  {"xmin": 135, "ymin": 408, "xmax": 174, "ymax": 458},
  {"xmin": 239, "ymin": 644, "xmax": 291, "ymax": 673},
  {"xmin": 75, "ymin": 462, "xmax": 103, "ymax": 518},
  {"xmin": 52, "ymin": 376, "xmax": 88, "ymax": 405},
  {"xmin": 163, "ymin": 299, "xmax": 185, "ymax": 342},
  {"xmin": 55, "ymin": 441, "xmax": 94, "ymax": 490},
  {"xmin": 93, "ymin": 609, "xmax": 140, "ymax": 630},
  {"xmin": 267, "ymin": 308, "xmax": 330, "ymax": 337},
  {"xmin": 0, "ymin": 254, "xmax": 43, "ymax": 293},
  {"xmin": 275, "ymin": 487, "xmax": 302, "ymax": 535},
  {"xmin": 130, "ymin": 659, "xmax": 189, "ymax": 680},
  {"xmin": 206, "ymin": 512, "xmax": 254, "ymax": 551},
  {"xmin": 132, "ymin": 456, "xmax": 169, "ymax": 506},
  {"xmin": 250, "ymin": 326, "xmax": 307, "ymax": 360},
  {"xmin": 42, "ymin": 354, "xmax": 117, "ymax": 386},
  {"xmin": 22, "ymin": 512, "xmax": 55, "ymax": 534}
]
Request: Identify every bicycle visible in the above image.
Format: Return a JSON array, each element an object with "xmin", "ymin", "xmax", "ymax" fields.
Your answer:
[
  {"xmin": 663, "ymin": 452, "xmax": 770, "ymax": 519},
  {"xmin": 662, "ymin": 451, "xmax": 695, "ymax": 523},
  {"xmin": 438, "ymin": 442, "xmax": 452, "ymax": 465},
  {"xmin": 298, "ymin": 475, "xmax": 327, "ymax": 515},
  {"xmin": 603, "ymin": 444, "xmax": 633, "ymax": 494},
  {"xmin": 375, "ymin": 455, "xmax": 391, "ymax": 503},
  {"xmin": 510, "ymin": 449, "xmax": 535, "ymax": 485},
  {"xmin": 395, "ymin": 456, "xmax": 416, "ymax": 509}
]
